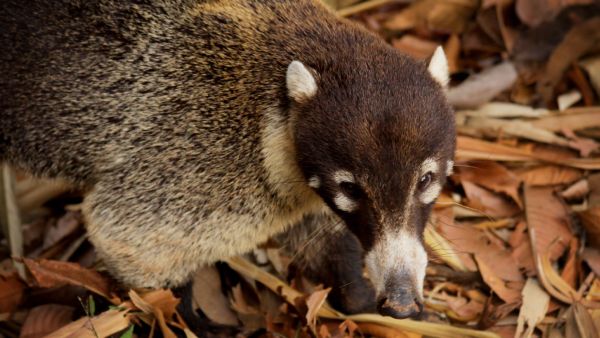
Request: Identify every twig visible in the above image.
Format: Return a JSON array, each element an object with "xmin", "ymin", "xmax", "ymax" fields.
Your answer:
[
  {"xmin": 78, "ymin": 296, "xmax": 100, "ymax": 338},
  {"xmin": 0, "ymin": 164, "xmax": 25, "ymax": 280}
]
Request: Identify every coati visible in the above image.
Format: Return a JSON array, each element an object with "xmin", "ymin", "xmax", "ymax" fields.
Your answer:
[{"xmin": 0, "ymin": 0, "xmax": 455, "ymax": 320}]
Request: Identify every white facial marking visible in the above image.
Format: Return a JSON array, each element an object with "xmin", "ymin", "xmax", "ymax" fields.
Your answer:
[
  {"xmin": 308, "ymin": 176, "xmax": 321, "ymax": 189},
  {"xmin": 286, "ymin": 61, "xmax": 317, "ymax": 102},
  {"xmin": 420, "ymin": 182, "xmax": 442, "ymax": 204},
  {"xmin": 419, "ymin": 158, "xmax": 442, "ymax": 204},
  {"xmin": 420, "ymin": 158, "xmax": 439, "ymax": 176},
  {"xmin": 333, "ymin": 193, "xmax": 357, "ymax": 212},
  {"xmin": 428, "ymin": 46, "xmax": 449, "ymax": 88},
  {"xmin": 365, "ymin": 230, "xmax": 428, "ymax": 297},
  {"xmin": 333, "ymin": 170, "xmax": 354, "ymax": 184},
  {"xmin": 446, "ymin": 160, "xmax": 454, "ymax": 176}
]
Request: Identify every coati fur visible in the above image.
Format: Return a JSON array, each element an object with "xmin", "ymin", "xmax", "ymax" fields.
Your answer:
[{"xmin": 0, "ymin": 0, "xmax": 455, "ymax": 319}]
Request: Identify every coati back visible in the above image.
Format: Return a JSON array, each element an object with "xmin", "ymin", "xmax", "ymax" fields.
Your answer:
[{"xmin": 1, "ymin": 0, "xmax": 455, "ymax": 319}]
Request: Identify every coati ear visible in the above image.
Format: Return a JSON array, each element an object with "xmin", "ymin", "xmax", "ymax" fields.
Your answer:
[
  {"xmin": 287, "ymin": 61, "xmax": 318, "ymax": 102},
  {"xmin": 428, "ymin": 46, "xmax": 449, "ymax": 88}
]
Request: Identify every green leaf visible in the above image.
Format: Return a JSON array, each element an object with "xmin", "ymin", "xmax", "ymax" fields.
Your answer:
[
  {"xmin": 119, "ymin": 325, "xmax": 135, "ymax": 338},
  {"xmin": 88, "ymin": 295, "xmax": 96, "ymax": 316}
]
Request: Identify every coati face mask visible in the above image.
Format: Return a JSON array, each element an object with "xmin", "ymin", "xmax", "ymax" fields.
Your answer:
[{"xmin": 287, "ymin": 47, "xmax": 455, "ymax": 319}]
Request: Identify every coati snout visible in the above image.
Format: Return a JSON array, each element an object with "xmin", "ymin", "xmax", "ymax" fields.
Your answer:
[{"xmin": 288, "ymin": 47, "xmax": 455, "ymax": 318}]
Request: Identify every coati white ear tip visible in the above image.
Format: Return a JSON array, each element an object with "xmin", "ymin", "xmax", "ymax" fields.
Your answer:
[
  {"xmin": 428, "ymin": 46, "xmax": 449, "ymax": 88},
  {"xmin": 286, "ymin": 60, "xmax": 318, "ymax": 102}
]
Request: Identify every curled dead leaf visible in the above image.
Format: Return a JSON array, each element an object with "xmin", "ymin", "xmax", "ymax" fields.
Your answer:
[{"xmin": 22, "ymin": 258, "xmax": 118, "ymax": 303}]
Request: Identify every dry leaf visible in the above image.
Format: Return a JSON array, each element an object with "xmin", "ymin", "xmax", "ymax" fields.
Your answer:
[
  {"xmin": 475, "ymin": 6, "xmax": 503, "ymax": 48},
  {"xmin": 227, "ymin": 257, "xmax": 499, "ymax": 338},
  {"xmin": 517, "ymin": 166, "xmax": 582, "ymax": 187},
  {"xmin": 524, "ymin": 186, "xmax": 573, "ymax": 261},
  {"xmin": 515, "ymin": 278, "xmax": 549, "ymax": 338},
  {"xmin": 462, "ymin": 181, "xmax": 520, "ymax": 218},
  {"xmin": 0, "ymin": 274, "xmax": 24, "ymax": 313},
  {"xmin": 433, "ymin": 213, "xmax": 524, "ymax": 302},
  {"xmin": 383, "ymin": 0, "xmax": 433, "ymax": 31},
  {"xmin": 530, "ymin": 109, "xmax": 600, "ymax": 132},
  {"xmin": 580, "ymin": 55, "xmax": 600, "ymax": 97},
  {"xmin": 20, "ymin": 305, "xmax": 75, "ymax": 338},
  {"xmin": 357, "ymin": 322, "xmax": 420, "ymax": 338},
  {"xmin": 560, "ymin": 178, "xmax": 589, "ymax": 199},
  {"xmin": 508, "ymin": 222, "xmax": 536, "ymax": 276},
  {"xmin": 45, "ymin": 308, "xmax": 130, "ymax": 338},
  {"xmin": 229, "ymin": 284, "xmax": 264, "ymax": 330},
  {"xmin": 42, "ymin": 212, "xmax": 82, "ymax": 250},
  {"xmin": 587, "ymin": 173, "xmax": 600, "ymax": 207},
  {"xmin": 457, "ymin": 136, "xmax": 600, "ymax": 169},
  {"xmin": 557, "ymin": 90, "xmax": 582, "ymax": 111},
  {"xmin": 427, "ymin": 0, "xmax": 479, "ymax": 33},
  {"xmin": 445, "ymin": 34, "xmax": 461, "ymax": 73},
  {"xmin": 516, "ymin": 0, "xmax": 595, "ymax": 27},
  {"xmin": 191, "ymin": 266, "xmax": 238, "ymax": 326},
  {"xmin": 458, "ymin": 102, "xmax": 550, "ymax": 118},
  {"xmin": 137, "ymin": 289, "xmax": 179, "ymax": 320},
  {"xmin": 578, "ymin": 206, "xmax": 600, "ymax": 250},
  {"xmin": 384, "ymin": 0, "xmax": 479, "ymax": 33},
  {"xmin": 129, "ymin": 289, "xmax": 179, "ymax": 338},
  {"xmin": 564, "ymin": 302, "xmax": 600, "ymax": 338},
  {"xmin": 431, "ymin": 208, "xmax": 479, "ymax": 271},
  {"xmin": 339, "ymin": 319, "xmax": 359, "ymax": 337},
  {"xmin": 538, "ymin": 17, "xmax": 600, "ymax": 104},
  {"xmin": 581, "ymin": 248, "xmax": 600, "ymax": 275},
  {"xmin": 447, "ymin": 62, "xmax": 518, "ymax": 109},
  {"xmin": 318, "ymin": 323, "xmax": 332, "ymax": 338},
  {"xmin": 476, "ymin": 257, "xmax": 523, "ymax": 303},
  {"xmin": 22, "ymin": 258, "xmax": 117, "ymax": 303},
  {"xmin": 425, "ymin": 223, "xmax": 471, "ymax": 272},
  {"xmin": 562, "ymin": 128, "xmax": 600, "ymax": 157},
  {"xmin": 392, "ymin": 35, "xmax": 438, "ymax": 60},
  {"xmin": 445, "ymin": 295, "xmax": 485, "ymax": 321},
  {"xmin": 456, "ymin": 160, "xmax": 522, "ymax": 207},
  {"xmin": 305, "ymin": 288, "xmax": 330, "ymax": 333},
  {"xmin": 560, "ymin": 238, "xmax": 579, "ymax": 289}
]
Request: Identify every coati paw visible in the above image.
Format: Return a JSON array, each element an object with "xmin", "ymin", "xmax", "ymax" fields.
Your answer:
[{"xmin": 328, "ymin": 278, "xmax": 377, "ymax": 315}]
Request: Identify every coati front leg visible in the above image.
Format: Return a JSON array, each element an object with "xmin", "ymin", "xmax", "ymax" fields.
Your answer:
[
  {"xmin": 280, "ymin": 213, "xmax": 377, "ymax": 314},
  {"xmin": 82, "ymin": 172, "xmax": 207, "ymax": 289}
]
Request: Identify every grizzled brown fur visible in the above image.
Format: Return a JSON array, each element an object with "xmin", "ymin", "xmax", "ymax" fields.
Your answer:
[{"xmin": 1, "ymin": 0, "xmax": 455, "ymax": 314}]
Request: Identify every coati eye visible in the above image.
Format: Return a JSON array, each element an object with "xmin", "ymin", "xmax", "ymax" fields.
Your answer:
[
  {"xmin": 340, "ymin": 182, "xmax": 364, "ymax": 200},
  {"xmin": 417, "ymin": 172, "xmax": 433, "ymax": 191}
]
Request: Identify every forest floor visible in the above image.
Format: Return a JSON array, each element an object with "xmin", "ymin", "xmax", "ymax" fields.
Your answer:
[{"xmin": 2, "ymin": 0, "xmax": 600, "ymax": 337}]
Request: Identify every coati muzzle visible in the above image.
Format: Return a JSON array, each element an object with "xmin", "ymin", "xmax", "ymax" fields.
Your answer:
[
  {"xmin": 364, "ymin": 229, "xmax": 428, "ymax": 319},
  {"xmin": 377, "ymin": 273, "xmax": 424, "ymax": 319}
]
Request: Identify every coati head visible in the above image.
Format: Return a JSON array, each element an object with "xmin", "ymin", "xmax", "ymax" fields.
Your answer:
[{"xmin": 287, "ymin": 47, "xmax": 455, "ymax": 319}]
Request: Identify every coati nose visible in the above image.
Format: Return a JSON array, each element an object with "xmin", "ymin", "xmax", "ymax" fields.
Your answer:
[{"xmin": 377, "ymin": 295, "xmax": 423, "ymax": 319}]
